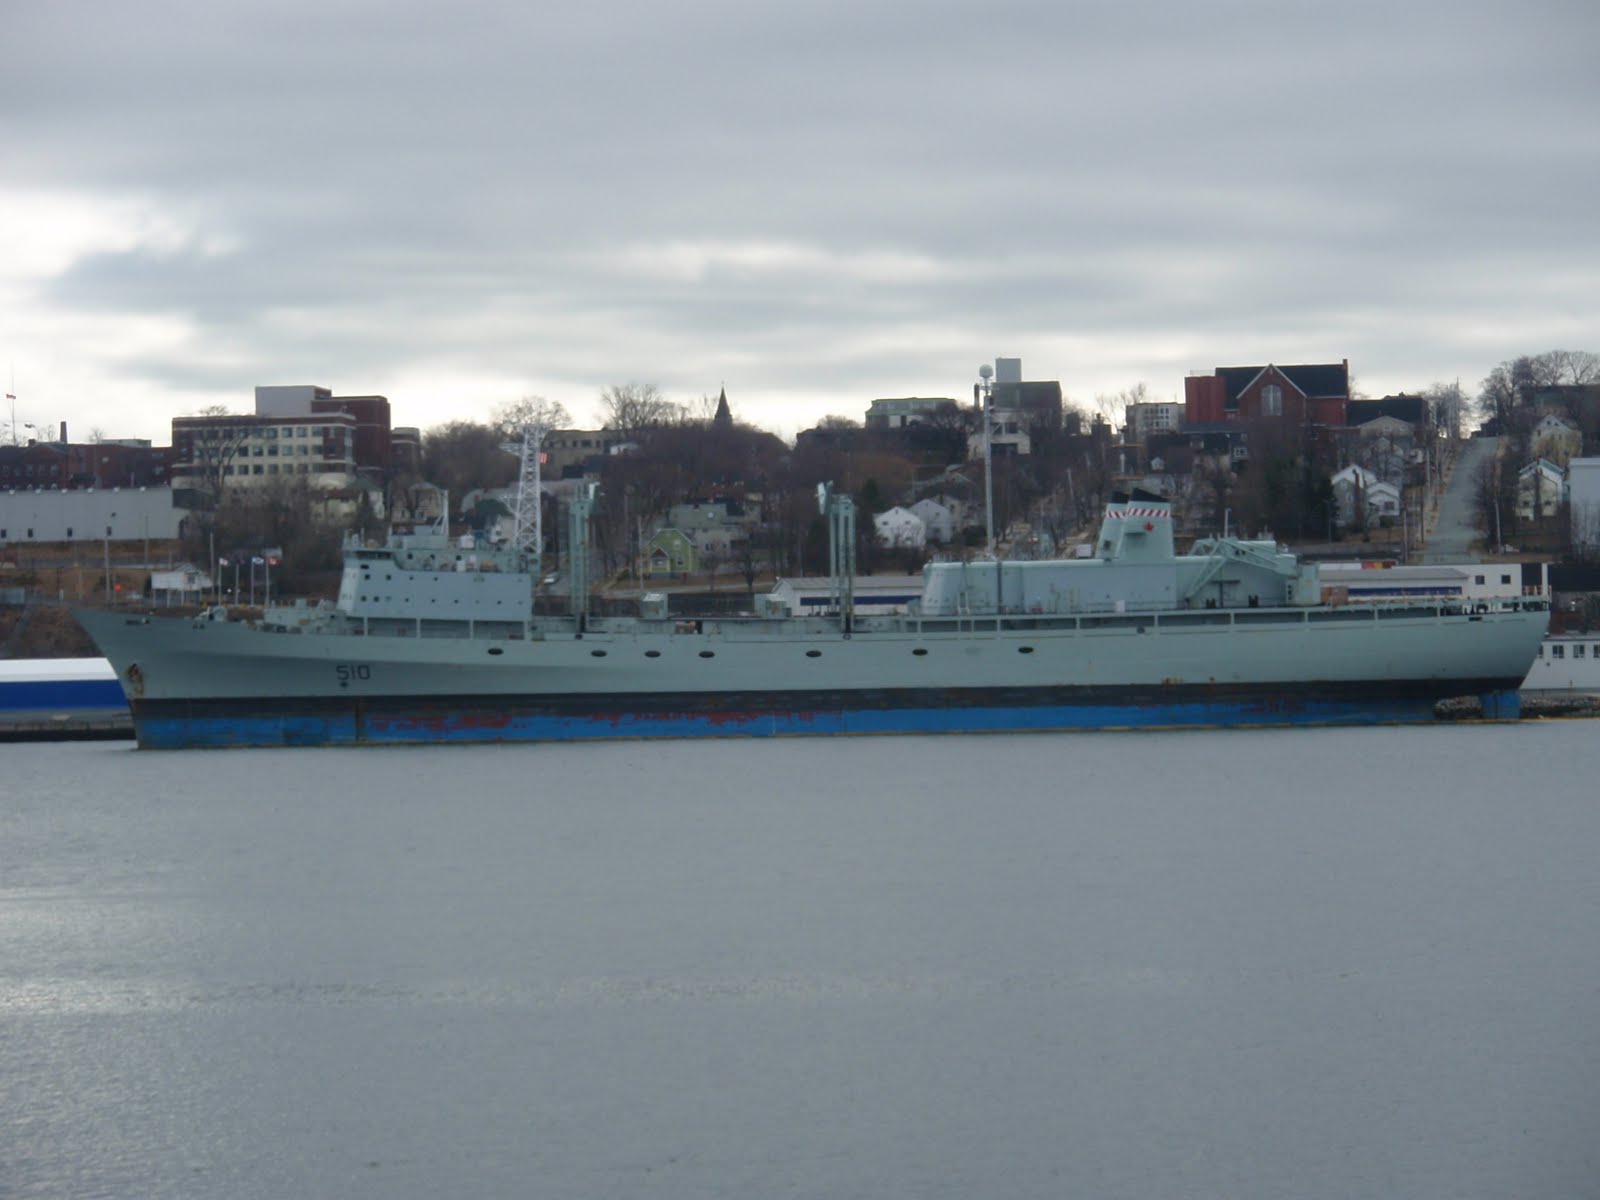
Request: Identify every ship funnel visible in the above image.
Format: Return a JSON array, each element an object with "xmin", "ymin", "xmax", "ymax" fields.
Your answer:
[{"xmin": 1098, "ymin": 492, "xmax": 1174, "ymax": 562}]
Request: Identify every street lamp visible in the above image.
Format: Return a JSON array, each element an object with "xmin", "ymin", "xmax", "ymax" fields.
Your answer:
[
  {"xmin": 977, "ymin": 364, "xmax": 995, "ymax": 557},
  {"xmin": 977, "ymin": 363, "xmax": 1001, "ymax": 615}
]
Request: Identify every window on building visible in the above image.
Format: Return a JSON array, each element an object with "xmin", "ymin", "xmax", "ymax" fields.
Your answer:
[
  {"xmin": 1474, "ymin": 574, "xmax": 1485, "ymax": 585},
  {"xmin": 1576, "ymin": 644, "xmax": 1587, "ymax": 659},
  {"xmin": 1261, "ymin": 384, "xmax": 1282, "ymax": 416},
  {"xmin": 1500, "ymin": 574, "xmax": 1511, "ymax": 585},
  {"xmin": 1552, "ymin": 644, "xmax": 1565, "ymax": 658}
]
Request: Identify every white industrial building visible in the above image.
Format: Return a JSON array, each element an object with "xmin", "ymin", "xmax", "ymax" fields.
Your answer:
[
  {"xmin": 1569, "ymin": 457, "xmax": 1600, "ymax": 552},
  {"xmin": 0, "ymin": 486, "xmax": 188, "ymax": 545}
]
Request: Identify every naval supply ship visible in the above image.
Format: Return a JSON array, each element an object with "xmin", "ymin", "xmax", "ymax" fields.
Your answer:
[{"xmin": 76, "ymin": 488, "xmax": 1549, "ymax": 749}]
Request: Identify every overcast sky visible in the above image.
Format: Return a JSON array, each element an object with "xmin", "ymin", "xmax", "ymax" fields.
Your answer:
[{"xmin": 3, "ymin": 0, "xmax": 1596, "ymax": 444}]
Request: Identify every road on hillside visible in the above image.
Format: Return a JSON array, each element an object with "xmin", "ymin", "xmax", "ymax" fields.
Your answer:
[{"xmin": 1422, "ymin": 436, "xmax": 1496, "ymax": 563}]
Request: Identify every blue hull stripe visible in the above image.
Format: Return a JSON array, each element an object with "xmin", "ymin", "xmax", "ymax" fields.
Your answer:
[{"xmin": 131, "ymin": 693, "xmax": 1520, "ymax": 749}]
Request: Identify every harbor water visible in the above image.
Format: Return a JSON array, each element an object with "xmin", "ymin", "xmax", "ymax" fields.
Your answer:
[{"xmin": 4, "ymin": 725, "xmax": 1599, "ymax": 1198}]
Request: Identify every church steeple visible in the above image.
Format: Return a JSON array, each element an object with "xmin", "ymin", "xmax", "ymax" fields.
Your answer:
[{"xmin": 713, "ymin": 386, "xmax": 732, "ymax": 428}]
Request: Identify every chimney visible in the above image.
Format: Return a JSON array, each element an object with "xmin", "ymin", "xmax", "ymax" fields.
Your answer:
[{"xmin": 60, "ymin": 421, "xmax": 68, "ymax": 443}]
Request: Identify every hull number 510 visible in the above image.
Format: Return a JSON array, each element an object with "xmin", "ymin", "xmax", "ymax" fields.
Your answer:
[{"xmin": 335, "ymin": 664, "xmax": 372, "ymax": 683}]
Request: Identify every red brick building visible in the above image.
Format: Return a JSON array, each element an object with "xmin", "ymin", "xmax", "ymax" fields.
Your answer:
[
  {"xmin": 1177, "ymin": 361, "xmax": 1353, "ymax": 477},
  {"xmin": 1184, "ymin": 362, "xmax": 1350, "ymax": 429}
]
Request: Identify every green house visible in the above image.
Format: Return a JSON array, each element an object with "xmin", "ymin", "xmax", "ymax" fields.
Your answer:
[{"xmin": 644, "ymin": 527, "xmax": 696, "ymax": 578}]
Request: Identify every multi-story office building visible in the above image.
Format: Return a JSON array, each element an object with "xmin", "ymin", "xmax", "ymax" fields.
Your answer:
[{"xmin": 171, "ymin": 385, "xmax": 395, "ymax": 497}]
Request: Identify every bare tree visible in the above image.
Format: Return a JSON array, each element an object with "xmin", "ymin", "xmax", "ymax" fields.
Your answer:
[
  {"xmin": 184, "ymin": 404, "xmax": 250, "ymax": 507},
  {"xmin": 1478, "ymin": 360, "xmax": 1532, "ymax": 425},
  {"xmin": 700, "ymin": 547, "xmax": 724, "ymax": 593},
  {"xmin": 422, "ymin": 421, "xmax": 519, "ymax": 510},
  {"xmin": 684, "ymin": 393, "xmax": 721, "ymax": 425},
  {"xmin": 1189, "ymin": 455, "xmax": 1235, "ymax": 536},
  {"xmin": 1093, "ymin": 383, "xmax": 1150, "ymax": 435},
  {"xmin": 1536, "ymin": 349, "xmax": 1600, "ymax": 386},
  {"xmin": 738, "ymin": 537, "xmax": 760, "ymax": 593},
  {"xmin": 492, "ymin": 394, "xmax": 571, "ymax": 438},
  {"xmin": 1421, "ymin": 380, "xmax": 1468, "ymax": 442},
  {"xmin": 1478, "ymin": 350, "xmax": 1600, "ymax": 424},
  {"xmin": 1472, "ymin": 453, "xmax": 1514, "ymax": 549},
  {"xmin": 598, "ymin": 382, "xmax": 677, "ymax": 434}
]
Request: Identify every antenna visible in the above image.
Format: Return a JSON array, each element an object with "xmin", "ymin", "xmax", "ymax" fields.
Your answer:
[{"xmin": 504, "ymin": 422, "xmax": 547, "ymax": 565}]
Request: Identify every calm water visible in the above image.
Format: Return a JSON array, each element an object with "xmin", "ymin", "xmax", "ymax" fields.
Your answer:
[{"xmin": 3, "ymin": 726, "xmax": 1599, "ymax": 1199}]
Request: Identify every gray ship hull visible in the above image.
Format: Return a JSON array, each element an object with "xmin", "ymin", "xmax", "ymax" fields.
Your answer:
[{"xmin": 77, "ymin": 602, "xmax": 1549, "ymax": 748}]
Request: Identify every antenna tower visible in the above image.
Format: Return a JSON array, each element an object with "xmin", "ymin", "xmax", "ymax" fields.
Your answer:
[{"xmin": 505, "ymin": 423, "xmax": 547, "ymax": 565}]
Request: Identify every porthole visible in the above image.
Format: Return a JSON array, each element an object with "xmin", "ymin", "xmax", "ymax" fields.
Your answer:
[
  {"xmin": 645, "ymin": 650, "xmax": 661, "ymax": 658},
  {"xmin": 1018, "ymin": 646, "xmax": 1034, "ymax": 654},
  {"xmin": 912, "ymin": 648, "xmax": 928, "ymax": 656},
  {"xmin": 487, "ymin": 647, "xmax": 504, "ymax": 656},
  {"xmin": 805, "ymin": 649, "xmax": 821, "ymax": 658},
  {"xmin": 699, "ymin": 650, "xmax": 715, "ymax": 659},
  {"xmin": 590, "ymin": 649, "xmax": 607, "ymax": 658}
]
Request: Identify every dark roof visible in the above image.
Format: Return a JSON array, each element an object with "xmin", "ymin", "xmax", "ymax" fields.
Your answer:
[
  {"xmin": 1348, "ymin": 395, "xmax": 1427, "ymax": 426},
  {"xmin": 1215, "ymin": 363, "xmax": 1349, "ymax": 404}
]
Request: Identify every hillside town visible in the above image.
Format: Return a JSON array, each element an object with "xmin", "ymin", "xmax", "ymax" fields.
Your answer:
[{"xmin": 3, "ymin": 350, "xmax": 1600, "ymax": 657}]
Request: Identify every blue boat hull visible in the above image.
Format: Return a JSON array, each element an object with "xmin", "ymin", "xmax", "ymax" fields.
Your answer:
[{"xmin": 129, "ymin": 681, "xmax": 1525, "ymax": 748}]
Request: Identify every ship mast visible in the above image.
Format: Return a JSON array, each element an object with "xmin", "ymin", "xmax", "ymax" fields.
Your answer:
[{"xmin": 817, "ymin": 482, "xmax": 856, "ymax": 633}]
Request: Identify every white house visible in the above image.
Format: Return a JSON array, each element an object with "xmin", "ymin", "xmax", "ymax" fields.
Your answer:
[
  {"xmin": 1530, "ymin": 413, "xmax": 1583, "ymax": 468},
  {"xmin": 1331, "ymin": 465, "xmax": 1400, "ymax": 528},
  {"xmin": 1353, "ymin": 416, "xmax": 1415, "ymax": 484},
  {"xmin": 909, "ymin": 498, "xmax": 956, "ymax": 544},
  {"xmin": 966, "ymin": 408, "xmax": 1031, "ymax": 458},
  {"xmin": 1124, "ymin": 401, "xmax": 1184, "ymax": 442},
  {"xmin": 690, "ymin": 526, "xmax": 741, "ymax": 561},
  {"xmin": 1516, "ymin": 458, "xmax": 1565, "ymax": 520},
  {"xmin": 873, "ymin": 506, "xmax": 926, "ymax": 548}
]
